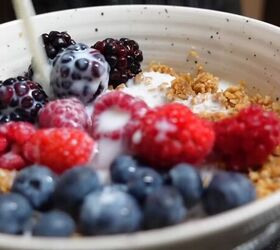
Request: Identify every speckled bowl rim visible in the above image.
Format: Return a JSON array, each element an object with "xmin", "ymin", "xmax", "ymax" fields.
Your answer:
[{"xmin": 0, "ymin": 4, "xmax": 280, "ymax": 250}]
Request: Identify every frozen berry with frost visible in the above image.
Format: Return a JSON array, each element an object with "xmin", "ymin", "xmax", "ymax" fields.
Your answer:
[
  {"xmin": 50, "ymin": 43, "xmax": 110, "ymax": 104},
  {"xmin": 92, "ymin": 38, "xmax": 143, "ymax": 87},
  {"xmin": 23, "ymin": 128, "xmax": 95, "ymax": 173},
  {"xmin": 92, "ymin": 91, "xmax": 148, "ymax": 140},
  {"xmin": 0, "ymin": 76, "xmax": 48, "ymax": 123},
  {"xmin": 214, "ymin": 105, "xmax": 280, "ymax": 171},
  {"xmin": 38, "ymin": 98, "xmax": 91, "ymax": 131},
  {"xmin": 130, "ymin": 103, "xmax": 215, "ymax": 169}
]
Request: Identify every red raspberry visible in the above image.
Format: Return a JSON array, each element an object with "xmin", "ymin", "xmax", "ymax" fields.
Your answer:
[
  {"xmin": 38, "ymin": 98, "xmax": 91, "ymax": 131},
  {"xmin": 0, "ymin": 152, "xmax": 26, "ymax": 170},
  {"xmin": 23, "ymin": 128, "xmax": 95, "ymax": 173},
  {"xmin": 214, "ymin": 105, "xmax": 280, "ymax": 171},
  {"xmin": 0, "ymin": 136, "xmax": 8, "ymax": 154},
  {"xmin": 0, "ymin": 122, "xmax": 36, "ymax": 145},
  {"xmin": 92, "ymin": 91, "xmax": 148, "ymax": 140},
  {"xmin": 129, "ymin": 103, "xmax": 215, "ymax": 169},
  {"xmin": 0, "ymin": 122, "xmax": 36, "ymax": 170}
]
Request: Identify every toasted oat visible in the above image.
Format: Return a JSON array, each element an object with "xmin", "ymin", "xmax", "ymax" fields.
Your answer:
[
  {"xmin": 0, "ymin": 169, "xmax": 16, "ymax": 193},
  {"xmin": 134, "ymin": 72, "xmax": 144, "ymax": 84},
  {"xmin": 158, "ymin": 82, "xmax": 170, "ymax": 91},
  {"xmin": 191, "ymin": 66, "xmax": 219, "ymax": 94},
  {"xmin": 188, "ymin": 49, "xmax": 199, "ymax": 59},
  {"xmin": 134, "ymin": 73, "xmax": 153, "ymax": 85},
  {"xmin": 166, "ymin": 75, "xmax": 194, "ymax": 101},
  {"xmin": 115, "ymin": 83, "xmax": 126, "ymax": 90},
  {"xmin": 197, "ymin": 111, "xmax": 231, "ymax": 121},
  {"xmin": 250, "ymin": 94, "xmax": 280, "ymax": 114},
  {"xmin": 249, "ymin": 147, "xmax": 280, "ymax": 198},
  {"xmin": 218, "ymin": 84, "xmax": 250, "ymax": 111},
  {"xmin": 149, "ymin": 63, "xmax": 177, "ymax": 76}
]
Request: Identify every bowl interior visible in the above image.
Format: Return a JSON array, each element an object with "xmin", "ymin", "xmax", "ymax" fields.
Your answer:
[
  {"xmin": 1, "ymin": 5, "xmax": 280, "ymax": 99},
  {"xmin": 0, "ymin": 5, "xmax": 280, "ymax": 250}
]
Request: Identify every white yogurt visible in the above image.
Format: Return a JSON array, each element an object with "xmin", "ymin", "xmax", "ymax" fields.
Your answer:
[
  {"xmin": 97, "ymin": 107, "xmax": 131, "ymax": 133},
  {"xmin": 121, "ymin": 71, "xmax": 229, "ymax": 113},
  {"xmin": 93, "ymin": 138, "xmax": 125, "ymax": 183},
  {"xmin": 122, "ymin": 71, "xmax": 175, "ymax": 107},
  {"xmin": 175, "ymin": 93, "xmax": 227, "ymax": 113},
  {"xmin": 155, "ymin": 119, "xmax": 177, "ymax": 142}
]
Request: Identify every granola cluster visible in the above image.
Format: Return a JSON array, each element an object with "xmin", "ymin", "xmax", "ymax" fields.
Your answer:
[
  {"xmin": 249, "ymin": 147, "xmax": 280, "ymax": 197},
  {"xmin": 0, "ymin": 169, "xmax": 16, "ymax": 193},
  {"xmin": 191, "ymin": 67, "xmax": 218, "ymax": 94},
  {"xmin": 149, "ymin": 63, "xmax": 280, "ymax": 198}
]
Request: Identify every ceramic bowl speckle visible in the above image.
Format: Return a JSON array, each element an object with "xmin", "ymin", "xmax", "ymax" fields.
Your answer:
[{"xmin": 1, "ymin": 5, "xmax": 280, "ymax": 250}]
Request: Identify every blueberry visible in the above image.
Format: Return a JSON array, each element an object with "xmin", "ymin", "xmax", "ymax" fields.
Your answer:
[
  {"xmin": 61, "ymin": 54, "xmax": 73, "ymax": 64},
  {"xmin": 167, "ymin": 163, "xmax": 203, "ymax": 208},
  {"xmin": 0, "ymin": 193, "xmax": 32, "ymax": 234},
  {"xmin": 12, "ymin": 165, "xmax": 57, "ymax": 209},
  {"xmin": 80, "ymin": 188, "xmax": 142, "ymax": 235},
  {"xmin": 143, "ymin": 186, "xmax": 187, "ymax": 229},
  {"xmin": 107, "ymin": 184, "xmax": 128, "ymax": 193},
  {"xmin": 110, "ymin": 155, "xmax": 138, "ymax": 184},
  {"xmin": 202, "ymin": 172, "xmax": 256, "ymax": 215},
  {"xmin": 54, "ymin": 166, "xmax": 101, "ymax": 216},
  {"xmin": 128, "ymin": 167, "xmax": 163, "ymax": 202},
  {"xmin": 32, "ymin": 210, "xmax": 75, "ymax": 237},
  {"xmin": 75, "ymin": 58, "xmax": 89, "ymax": 71}
]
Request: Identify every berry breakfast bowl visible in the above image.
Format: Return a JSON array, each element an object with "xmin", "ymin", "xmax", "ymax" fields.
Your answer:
[{"xmin": 1, "ymin": 4, "xmax": 280, "ymax": 250}]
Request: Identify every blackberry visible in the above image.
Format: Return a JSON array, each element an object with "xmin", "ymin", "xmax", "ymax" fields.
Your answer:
[
  {"xmin": 26, "ymin": 31, "xmax": 75, "ymax": 80},
  {"xmin": 92, "ymin": 38, "xmax": 143, "ymax": 88},
  {"xmin": 50, "ymin": 43, "xmax": 110, "ymax": 104},
  {"xmin": 42, "ymin": 31, "xmax": 76, "ymax": 60},
  {"xmin": 0, "ymin": 76, "xmax": 48, "ymax": 123}
]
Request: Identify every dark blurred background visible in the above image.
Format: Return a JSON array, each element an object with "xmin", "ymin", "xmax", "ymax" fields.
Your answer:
[{"xmin": 0, "ymin": 0, "xmax": 279, "ymax": 26}]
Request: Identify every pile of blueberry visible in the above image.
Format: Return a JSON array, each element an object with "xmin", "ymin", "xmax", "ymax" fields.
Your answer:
[{"xmin": 0, "ymin": 155, "xmax": 256, "ymax": 237}]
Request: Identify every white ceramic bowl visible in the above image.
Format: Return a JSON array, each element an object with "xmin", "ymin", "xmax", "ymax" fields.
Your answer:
[{"xmin": 1, "ymin": 5, "xmax": 280, "ymax": 250}]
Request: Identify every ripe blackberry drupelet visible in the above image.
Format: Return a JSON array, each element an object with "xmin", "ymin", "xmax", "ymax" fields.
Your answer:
[
  {"xmin": 92, "ymin": 38, "xmax": 143, "ymax": 88},
  {"xmin": 42, "ymin": 31, "xmax": 76, "ymax": 60},
  {"xmin": 0, "ymin": 76, "xmax": 48, "ymax": 123}
]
